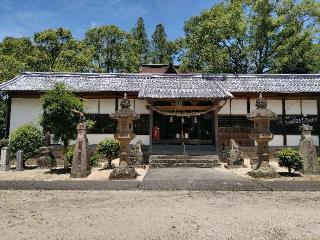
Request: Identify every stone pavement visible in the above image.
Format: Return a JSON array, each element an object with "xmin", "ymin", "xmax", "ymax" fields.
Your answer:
[
  {"xmin": 139, "ymin": 168, "xmax": 267, "ymax": 191},
  {"xmin": 0, "ymin": 167, "xmax": 320, "ymax": 191}
]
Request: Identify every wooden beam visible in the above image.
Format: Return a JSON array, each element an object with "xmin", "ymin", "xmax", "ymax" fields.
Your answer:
[{"xmin": 156, "ymin": 106, "xmax": 212, "ymax": 111}]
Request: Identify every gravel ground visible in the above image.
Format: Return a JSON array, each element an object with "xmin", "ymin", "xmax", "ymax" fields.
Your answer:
[
  {"xmin": 0, "ymin": 158, "xmax": 146, "ymax": 181},
  {"xmin": 0, "ymin": 190, "xmax": 319, "ymax": 240}
]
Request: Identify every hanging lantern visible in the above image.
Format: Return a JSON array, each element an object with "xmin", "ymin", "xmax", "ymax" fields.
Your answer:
[
  {"xmin": 170, "ymin": 116, "xmax": 174, "ymax": 123},
  {"xmin": 194, "ymin": 116, "xmax": 198, "ymax": 124}
]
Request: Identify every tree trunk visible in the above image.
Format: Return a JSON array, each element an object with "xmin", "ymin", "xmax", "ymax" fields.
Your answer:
[
  {"xmin": 288, "ymin": 167, "xmax": 291, "ymax": 173},
  {"xmin": 108, "ymin": 158, "xmax": 112, "ymax": 169},
  {"xmin": 63, "ymin": 139, "xmax": 69, "ymax": 170}
]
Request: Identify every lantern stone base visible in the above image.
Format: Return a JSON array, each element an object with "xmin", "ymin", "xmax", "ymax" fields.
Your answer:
[
  {"xmin": 248, "ymin": 166, "xmax": 279, "ymax": 179},
  {"xmin": 109, "ymin": 167, "xmax": 138, "ymax": 180}
]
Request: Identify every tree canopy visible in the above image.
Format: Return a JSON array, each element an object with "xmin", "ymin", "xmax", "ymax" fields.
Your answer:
[
  {"xmin": 180, "ymin": 0, "xmax": 320, "ymax": 74},
  {"xmin": 0, "ymin": 2, "xmax": 318, "ymax": 82}
]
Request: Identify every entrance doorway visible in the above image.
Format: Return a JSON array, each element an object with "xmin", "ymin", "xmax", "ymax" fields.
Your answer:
[{"xmin": 152, "ymin": 111, "xmax": 215, "ymax": 154}]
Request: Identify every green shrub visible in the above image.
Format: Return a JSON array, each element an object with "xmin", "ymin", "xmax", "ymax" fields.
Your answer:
[
  {"xmin": 97, "ymin": 138, "xmax": 120, "ymax": 169},
  {"xmin": 276, "ymin": 148, "xmax": 303, "ymax": 173},
  {"xmin": 9, "ymin": 124, "xmax": 44, "ymax": 161},
  {"xmin": 66, "ymin": 146, "xmax": 74, "ymax": 164},
  {"xmin": 89, "ymin": 152, "xmax": 100, "ymax": 167},
  {"xmin": 0, "ymin": 139, "xmax": 9, "ymax": 149}
]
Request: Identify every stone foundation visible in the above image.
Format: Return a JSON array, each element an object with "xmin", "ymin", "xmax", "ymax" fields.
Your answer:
[{"xmin": 109, "ymin": 167, "xmax": 138, "ymax": 180}]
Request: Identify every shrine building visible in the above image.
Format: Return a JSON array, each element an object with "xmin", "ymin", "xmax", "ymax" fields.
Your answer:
[{"xmin": 0, "ymin": 65, "xmax": 319, "ymax": 154}]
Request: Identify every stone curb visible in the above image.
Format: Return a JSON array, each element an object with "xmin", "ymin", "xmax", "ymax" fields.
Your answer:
[
  {"xmin": 0, "ymin": 180, "xmax": 319, "ymax": 191},
  {"xmin": 0, "ymin": 180, "xmax": 140, "ymax": 191}
]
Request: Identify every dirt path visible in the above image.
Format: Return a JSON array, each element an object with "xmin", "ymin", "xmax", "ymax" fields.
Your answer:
[{"xmin": 0, "ymin": 190, "xmax": 319, "ymax": 240}]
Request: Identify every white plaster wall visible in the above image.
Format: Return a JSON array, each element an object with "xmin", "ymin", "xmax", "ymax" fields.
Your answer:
[
  {"xmin": 286, "ymin": 135, "xmax": 301, "ymax": 146},
  {"xmin": 285, "ymin": 100, "xmax": 301, "ymax": 115},
  {"xmin": 100, "ymin": 99, "xmax": 115, "ymax": 114},
  {"xmin": 84, "ymin": 99, "xmax": 99, "ymax": 113},
  {"xmin": 287, "ymin": 135, "xmax": 319, "ymax": 146},
  {"xmin": 133, "ymin": 99, "xmax": 149, "ymax": 114},
  {"xmin": 131, "ymin": 135, "xmax": 150, "ymax": 145},
  {"xmin": 86, "ymin": 134, "xmax": 114, "ymax": 145},
  {"xmin": 10, "ymin": 98, "xmax": 42, "ymax": 132},
  {"xmin": 117, "ymin": 99, "xmax": 149, "ymax": 114},
  {"xmin": 269, "ymin": 135, "xmax": 284, "ymax": 146},
  {"xmin": 218, "ymin": 99, "xmax": 231, "ymax": 115},
  {"xmin": 85, "ymin": 133, "xmax": 150, "ymax": 145},
  {"xmin": 302, "ymin": 100, "xmax": 318, "ymax": 115},
  {"xmin": 250, "ymin": 99, "xmax": 282, "ymax": 114},
  {"xmin": 231, "ymin": 99, "xmax": 247, "ymax": 115}
]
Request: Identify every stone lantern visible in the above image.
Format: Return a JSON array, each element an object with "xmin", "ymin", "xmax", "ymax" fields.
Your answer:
[
  {"xmin": 110, "ymin": 93, "xmax": 140, "ymax": 179},
  {"xmin": 247, "ymin": 93, "xmax": 278, "ymax": 178},
  {"xmin": 299, "ymin": 123, "xmax": 320, "ymax": 174}
]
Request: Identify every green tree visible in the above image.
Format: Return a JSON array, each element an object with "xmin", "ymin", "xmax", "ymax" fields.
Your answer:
[
  {"xmin": 34, "ymin": 28, "xmax": 73, "ymax": 69},
  {"xmin": 0, "ymin": 37, "xmax": 49, "ymax": 82},
  {"xmin": 132, "ymin": 17, "xmax": 150, "ymax": 64},
  {"xmin": 180, "ymin": 0, "xmax": 319, "ymax": 74},
  {"xmin": 53, "ymin": 40, "xmax": 94, "ymax": 72},
  {"xmin": 40, "ymin": 83, "xmax": 84, "ymax": 169},
  {"xmin": 271, "ymin": 0, "xmax": 320, "ymax": 73},
  {"xmin": 97, "ymin": 138, "xmax": 120, "ymax": 169},
  {"xmin": 9, "ymin": 124, "xmax": 44, "ymax": 163},
  {"xmin": 151, "ymin": 24, "xmax": 175, "ymax": 64},
  {"xmin": 85, "ymin": 25, "xmax": 139, "ymax": 73}
]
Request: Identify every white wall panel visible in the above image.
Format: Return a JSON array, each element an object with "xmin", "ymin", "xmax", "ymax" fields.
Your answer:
[
  {"xmin": 131, "ymin": 135, "xmax": 150, "ymax": 145},
  {"xmin": 84, "ymin": 99, "xmax": 99, "ymax": 113},
  {"xmin": 133, "ymin": 99, "xmax": 149, "ymax": 114},
  {"xmin": 285, "ymin": 100, "xmax": 301, "ymax": 114},
  {"xmin": 85, "ymin": 134, "xmax": 150, "ymax": 145},
  {"xmin": 286, "ymin": 135, "xmax": 301, "ymax": 146},
  {"xmin": 100, "ymin": 99, "xmax": 115, "ymax": 114},
  {"xmin": 218, "ymin": 100, "xmax": 230, "ymax": 115},
  {"xmin": 269, "ymin": 135, "xmax": 284, "ymax": 146},
  {"xmin": 10, "ymin": 98, "xmax": 42, "ymax": 132},
  {"xmin": 311, "ymin": 136, "xmax": 319, "ymax": 146},
  {"xmin": 86, "ymin": 134, "xmax": 114, "ymax": 145},
  {"xmin": 302, "ymin": 100, "xmax": 317, "ymax": 115},
  {"xmin": 250, "ymin": 99, "xmax": 282, "ymax": 114},
  {"xmin": 231, "ymin": 99, "xmax": 247, "ymax": 114}
]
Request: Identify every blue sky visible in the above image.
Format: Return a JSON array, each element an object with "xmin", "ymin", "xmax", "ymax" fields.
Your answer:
[{"xmin": 0, "ymin": 0, "xmax": 219, "ymax": 41}]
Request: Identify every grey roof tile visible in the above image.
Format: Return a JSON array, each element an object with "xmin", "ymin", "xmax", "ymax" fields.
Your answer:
[{"xmin": 0, "ymin": 72, "xmax": 319, "ymax": 99}]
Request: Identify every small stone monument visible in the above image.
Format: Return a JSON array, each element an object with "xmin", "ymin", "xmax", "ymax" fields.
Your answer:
[
  {"xmin": 0, "ymin": 147, "xmax": 10, "ymax": 171},
  {"xmin": 16, "ymin": 150, "xmax": 24, "ymax": 171},
  {"xmin": 70, "ymin": 119, "xmax": 91, "ymax": 178},
  {"xmin": 110, "ymin": 93, "xmax": 140, "ymax": 180},
  {"xmin": 225, "ymin": 139, "xmax": 245, "ymax": 168},
  {"xmin": 247, "ymin": 93, "xmax": 279, "ymax": 178},
  {"xmin": 299, "ymin": 124, "xmax": 320, "ymax": 174},
  {"xmin": 129, "ymin": 139, "xmax": 144, "ymax": 166},
  {"xmin": 37, "ymin": 146, "xmax": 56, "ymax": 169}
]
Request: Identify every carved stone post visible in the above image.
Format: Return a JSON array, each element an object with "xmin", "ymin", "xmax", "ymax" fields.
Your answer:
[
  {"xmin": 110, "ymin": 93, "xmax": 140, "ymax": 180},
  {"xmin": 247, "ymin": 94, "xmax": 279, "ymax": 178},
  {"xmin": 0, "ymin": 147, "xmax": 10, "ymax": 171},
  {"xmin": 16, "ymin": 150, "xmax": 24, "ymax": 171},
  {"xmin": 299, "ymin": 124, "xmax": 320, "ymax": 174},
  {"xmin": 70, "ymin": 122, "xmax": 91, "ymax": 178}
]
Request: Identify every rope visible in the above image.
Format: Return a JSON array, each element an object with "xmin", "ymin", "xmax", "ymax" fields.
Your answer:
[{"xmin": 147, "ymin": 100, "xmax": 227, "ymax": 117}]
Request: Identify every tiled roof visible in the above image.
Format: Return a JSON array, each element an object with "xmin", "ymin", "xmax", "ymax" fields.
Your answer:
[
  {"xmin": 0, "ymin": 72, "xmax": 319, "ymax": 99},
  {"xmin": 215, "ymin": 74, "xmax": 320, "ymax": 93}
]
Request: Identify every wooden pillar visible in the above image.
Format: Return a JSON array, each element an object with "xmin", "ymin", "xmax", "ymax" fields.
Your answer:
[
  {"xmin": 214, "ymin": 110, "xmax": 219, "ymax": 151},
  {"xmin": 149, "ymin": 108, "xmax": 153, "ymax": 154},
  {"xmin": 282, "ymin": 98, "xmax": 287, "ymax": 146},
  {"xmin": 317, "ymin": 99, "xmax": 320, "ymax": 144},
  {"xmin": 5, "ymin": 96, "xmax": 11, "ymax": 138}
]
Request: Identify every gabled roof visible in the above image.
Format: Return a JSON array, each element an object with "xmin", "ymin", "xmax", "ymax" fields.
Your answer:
[{"xmin": 0, "ymin": 72, "xmax": 320, "ymax": 99}]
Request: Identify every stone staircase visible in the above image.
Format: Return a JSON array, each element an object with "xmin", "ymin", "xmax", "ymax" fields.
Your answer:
[{"xmin": 149, "ymin": 155, "xmax": 221, "ymax": 168}]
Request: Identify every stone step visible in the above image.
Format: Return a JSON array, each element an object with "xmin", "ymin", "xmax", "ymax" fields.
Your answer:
[{"xmin": 149, "ymin": 155, "xmax": 221, "ymax": 168}]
